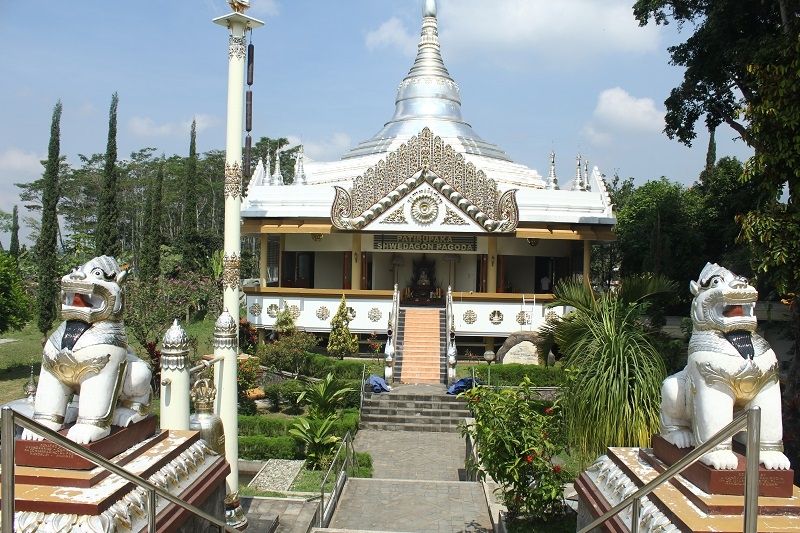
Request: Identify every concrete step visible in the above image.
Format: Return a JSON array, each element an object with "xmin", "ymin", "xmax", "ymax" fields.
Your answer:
[
  {"xmin": 360, "ymin": 406, "xmax": 471, "ymax": 418},
  {"xmin": 363, "ymin": 393, "xmax": 465, "ymax": 403},
  {"xmin": 358, "ymin": 421, "xmax": 463, "ymax": 432},
  {"xmin": 360, "ymin": 413, "xmax": 467, "ymax": 425}
]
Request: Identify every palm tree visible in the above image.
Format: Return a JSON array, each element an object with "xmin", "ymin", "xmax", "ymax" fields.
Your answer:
[{"xmin": 539, "ymin": 274, "xmax": 677, "ymax": 465}]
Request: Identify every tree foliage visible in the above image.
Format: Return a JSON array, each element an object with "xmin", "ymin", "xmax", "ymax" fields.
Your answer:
[
  {"xmin": 9, "ymin": 206, "xmax": 19, "ymax": 258},
  {"xmin": 96, "ymin": 92, "xmax": 120, "ymax": 257},
  {"xmin": 633, "ymin": 0, "xmax": 792, "ymax": 147},
  {"xmin": 36, "ymin": 101, "xmax": 62, "ymax": 336},
  {"xmin": 0, "ymin": 252, "xmax": 30, "ymax": 334},
  {"xmin": 327, "ymin": 295, "xmax": 358, "ymax": 360}
]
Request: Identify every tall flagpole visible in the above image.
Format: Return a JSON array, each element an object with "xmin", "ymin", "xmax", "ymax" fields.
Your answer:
[{"xmin": 212, "ymin": 3, "xmax": 263, "ymax": 529}]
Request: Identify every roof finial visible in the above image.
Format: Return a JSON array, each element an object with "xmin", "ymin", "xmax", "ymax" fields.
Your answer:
[
  {"xmin": 574, "ymin": 154, "xmax": 585, "ymax": 191},
  {"xmin": 271, "ymin": 147, "xmax": 283, "ymax": 185},
  {"xmin": 547, "ymin": 151, "xmax": 559, "ymax": 190},
  {"xmin": 423, "ymin": 0, "xmax": 437, "ymax": 18},
  {"xmin": 584, "ymin": 159, "xmax": 592, "ymax": 192},
  {"xmin": 294, "ymin": 145, "xmax": 306, "ymax": 186}
]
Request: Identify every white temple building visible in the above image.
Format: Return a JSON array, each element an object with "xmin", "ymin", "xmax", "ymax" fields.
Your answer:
[{"xmin": 241, "ymin": 0, "xmax": 615, "ymax": 372}]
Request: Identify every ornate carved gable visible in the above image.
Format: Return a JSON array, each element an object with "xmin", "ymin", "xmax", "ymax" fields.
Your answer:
[{"xmin": 330, "ymin": 127, "xmax": 519, "ymax": 232}]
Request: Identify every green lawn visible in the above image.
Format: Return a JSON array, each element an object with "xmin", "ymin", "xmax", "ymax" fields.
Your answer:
[{"xmin": 0, "ymin": 323, "xmax": 45, "ymax": 404}]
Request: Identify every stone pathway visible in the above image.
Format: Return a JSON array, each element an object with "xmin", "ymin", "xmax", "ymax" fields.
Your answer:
[
  {"xmin": 241, "ymin": 496, "xmax": 318, "ymax": 533},
  {"xmin": 249, "ymin": 459, "xmax": 306, "ymax": 492},
  {"xmin": 328, "ymin": 424, "xmax": 491, "ymax": 532}
]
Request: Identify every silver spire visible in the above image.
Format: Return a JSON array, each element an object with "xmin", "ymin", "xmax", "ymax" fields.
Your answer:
[
  {"xmin": 264, "ymin": 151, "xmax": 271, "ymax": 182},
  {"xmin": 294, "ymin": 145, "xmax": 306, "ymax": 185},
  {"xmin": 271, "ymin": 147, "xmax": 283, "ymax": 185},
  {"xmin": 584, "ymin": 159, "xmax": 592, "ymax": 191},
  {"xmin": 343, "ymin": 0, "xmax": 510, "ymax": 161},
  {"xmin": 573, "ymin": 154, "xmax": 585, "ymax": 191},
  {"xmin": 547, "ymin": 151, "xmax": 559, "ymax": 190}
]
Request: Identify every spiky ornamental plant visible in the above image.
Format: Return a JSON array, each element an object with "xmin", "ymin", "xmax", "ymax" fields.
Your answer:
[
  {"xmin": 538, "ymin": 274, "xmax": 676, "ymax": 465},
  {"xmin": 327, "ymin": 295, "xmax": 358, "ymax": 360},
  {"xmin": 95, "ymin": 92, "xmax": 120, "ymax": 257},
  {"xmin": 36, "ymin": 101, "xmax": 62, "ymax": 337}
]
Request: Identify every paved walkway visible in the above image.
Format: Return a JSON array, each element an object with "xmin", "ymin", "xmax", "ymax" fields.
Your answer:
[
  {"xmin": 354, "ymin": 429, "xmax": 466, "ymax": 481},
  {"xmin": 241, "ymin": 497, "xmax": 318, "ymax": 533}
]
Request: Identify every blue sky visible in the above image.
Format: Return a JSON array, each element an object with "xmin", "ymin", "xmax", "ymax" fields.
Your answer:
[{"xmin": 0, "ymin": 0, "xmax": 751, "ymax": 246}]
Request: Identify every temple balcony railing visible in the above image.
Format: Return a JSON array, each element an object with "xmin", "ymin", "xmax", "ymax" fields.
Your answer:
[
  {"xmin": 243, "ymin": 287, "xmax": 567, "ymax": 336},
  {"xmin": 244, "ymin": 287, "xmax": 395, "ymax": 334}
]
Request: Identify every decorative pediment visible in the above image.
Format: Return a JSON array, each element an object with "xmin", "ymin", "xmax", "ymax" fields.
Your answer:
[
  {"xmin": 330, "ymin": 127, "xmax": 519, "ymax": 232},
  {"xmin": 371, "ymin": 182, "xmax": 484, "ymax": 232}
]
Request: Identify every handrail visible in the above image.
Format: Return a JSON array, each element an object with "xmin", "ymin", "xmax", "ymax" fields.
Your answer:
[
  {"xmin": 359, "ymin": 363, "xmax": 367, "ymax": 414},
  {"xmin": 445, "ymin": 285, "xmax": 455, "ymax": 384},
  {"xmin": 1, "ymin": 407, "xmax": 237, "ymax": 533},
  {"xmin": 319, "ymin": 431, "xmax": 354, "ymax": 528},
  {"xmin": 578, "ymin": 406, "xmax": 761, "ymax": 533},
  {"xmin": 384, "ymin": 283, "xmax": 400, "ymax": 382}
]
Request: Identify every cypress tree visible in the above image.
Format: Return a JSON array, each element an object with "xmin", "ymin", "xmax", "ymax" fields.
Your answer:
[
  {"xmin": 36, "ymin": 101, "xmax": 62, "ymax": 337},
  {"xmin": 327, "ymin": 295, "xmax": 359, "ymax": 360},
  {"xmin": 140, "ymin": 159, "xmax": 164, "ymax": 280},
  {"xmin": 9, "ymin": 205, "xmax": 19, "ymax": 259},
  {"xmin": 96, "ymin": 92, "xmax": 120, "ymax": 257},
  {"xmin": 180, "ymin": 119, "xmax": 199, "ymax": 267},
  {"xmin": 705, "ymin": 125, "xmax": 717, "ymax": 174}
]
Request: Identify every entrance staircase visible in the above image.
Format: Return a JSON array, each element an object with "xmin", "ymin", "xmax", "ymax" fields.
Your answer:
[
  {"xmin": 393, "ymin": 307, "xmax": 445, "ymax": 384},
  {"xmin": 359, "ymin": 385, "xmax": 470, "ymax": 433}
]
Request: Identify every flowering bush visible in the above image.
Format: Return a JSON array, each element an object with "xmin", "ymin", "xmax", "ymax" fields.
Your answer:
[
  {"xmin": 367, "ymin": 332, "xmax": 383, "ymax": 357},
  {"xmin": 461, "ymin": 377, "xmax": 569, "ymax": 523}
]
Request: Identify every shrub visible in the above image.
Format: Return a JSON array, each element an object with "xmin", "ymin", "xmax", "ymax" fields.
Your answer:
[
  {"xmin": 257, "ymin": 331, "xmax": 318, "ymax": 375},
  {"xmin": 469, "ymin": 364, "xmax": 565, "ymax": 387},
  {"xmin": 261, "ymin": 379, "xmax": 306, "ymax": 412},
  {"xmin": 327, "ymin": 295, "xmax": 358, "ymax": 360},
  {"xmin": 238, "ymin": 356, "xmax": 261, "ymax": 415},
  {"xmin": 289, "ymin": 415, "xmax": 341, "ymax": 469},
  {"xmin": 274, "ymin": 306, "xmax": 296, "ymax": 336},
  {"xmin": 298, "ymin": 373, "xmax": 355, "ymax": 418},
  {"xmin": 306, "ymin": 355, "xmax": 378, "ymax": 380},
  {"xmin": 238, "ymin": 435, "xmax": 300, "ymax": 461},
  {"xmin": 353, "ymin": 451, "xmax": 373, "ymax": 478},
  {"xmin": 461, "ymin": 377, "xmax": 570, "ymax": 524},
  {"xmin": 239, "ymin": 415, "xmax": 290, "ymax": 437},
  {"xmin": 330, "ymin": 409, "xmax": 360, "ymax": 437},
  {"xmin": 339, "ymin": 380, "xmax": 362, "ymax": 409}
]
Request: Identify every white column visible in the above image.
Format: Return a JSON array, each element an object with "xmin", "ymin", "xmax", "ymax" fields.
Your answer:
[
  {"xmin": 159, "ymin": 320, "xmax": 191, "ymax": 431},
  {"xmin": 212, "ymin": 9, "xmax": 263, "ymax": 520}
]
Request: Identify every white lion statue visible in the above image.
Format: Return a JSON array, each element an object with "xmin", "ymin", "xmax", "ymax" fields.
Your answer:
[
  {"xmin": 660, "ymin": 263, "xmax": 790, "ymax": 470},
  {"xmin": 21, "ymin": 256, "xmax": 152, "ymax": 444}
]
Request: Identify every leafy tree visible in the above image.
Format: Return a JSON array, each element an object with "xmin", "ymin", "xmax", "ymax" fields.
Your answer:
[
  {"xmin": 0, "ymin": 252, "xmax": 30, "ymax": 334},
  {"xmin": 257, "ymin": 331, "xmax": 318, "ymax": 376},
  {"xmin": 538, "ymin": 275, "xmax": 676, "ymax": 464},
  {"xmin": 254, "ymin": 136, "xmax": 299, "ymax": 184},
  {"xmin": 96, "ymin": 92, "xmax": 120, "ymax": 257},
  {"xmin": 616, "ymin": 178, "xmax": 704, "ymax": 291},
  {"xmin": 9, "ymin": 206, "xmax": 19, "ymax": 259},
  {"xmin": 36, "ymin": 101, "xmax": 62, "ymax": 337},
  {"xmin": 633, "ymin": 0, "xmax": 793, "ymax": 147},
  {"xmin": 327, "ymin": 295, "xmax": 358, "ymax": 360},
  {"xmin": 592, "ymin": 174, "xmax": 634, "ymax": 289}
]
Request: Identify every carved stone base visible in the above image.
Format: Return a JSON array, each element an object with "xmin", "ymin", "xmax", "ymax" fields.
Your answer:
[
  {"xmin": 576, "ymin": 447, "xmax": 800, "ymax": 533},
  {"xmin": 15, "ymin": 415, "xmax": 158, "ymax": 470},
  {"xmin": 650, "ymin": 434, "xmax": 794, "ymax": 498},
  {"xmin": 1, "ymin": 430, "xmax": 229, "ymax": 532}
]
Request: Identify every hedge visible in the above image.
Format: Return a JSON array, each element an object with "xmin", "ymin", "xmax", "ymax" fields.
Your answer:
[
  {"xmin": 466, "ymin": 363, "xmax": 565, "ymax": 387},
  {"xmin": 239, "ymin": 409, "xmax": 360, "ymax": 439},
  {"xmin": 262, "ymin": 379, "xmax": 306, "ymax": 411},
  {"xmin": 238, "ymin": 435, "xmax": 300, "ymax": 461},
  {"xmin": 353, "ymin": 451, "xmax": 373, "ymax": 478}
]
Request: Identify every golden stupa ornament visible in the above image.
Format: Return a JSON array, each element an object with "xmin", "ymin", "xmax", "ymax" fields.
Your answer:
[
  {"xmin": 228, "ymin": 0, "xmax": 250, "ymax": 13},
  {"xmin": 189, "ymin": 378, "xmax": 225, "ymax": 455}
]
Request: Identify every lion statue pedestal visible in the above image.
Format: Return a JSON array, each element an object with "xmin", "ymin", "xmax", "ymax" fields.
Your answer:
[
  {"xmin": 575, "ymin": 264, "xmax": 799, "ymax": 532},
  {"xmin": 5, "ymin": 257, "xmax": 229, "ymax": 532}
]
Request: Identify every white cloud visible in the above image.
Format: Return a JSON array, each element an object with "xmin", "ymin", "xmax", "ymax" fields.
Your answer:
[
  {"xmin": 437, "ymin": 0, "xmax": 660, "ymax": 65},
  {"xmin": 366, "ymin": 17, "xmax": 417, "ymax": 55},
  {"xmin": 583, "ymin": 87, "xmax": 665, "ymax": 146},
  {"xmin": 593, "ymin": 87, "xmax": 665, "ymax": 133},
  {"xmin": 0, "ymin": 148, "xmax": 43, "ymax": 178},
  {"xmin": 128, "ymin": 114, "xmax": 219, "ymax": 138},
  {"xmin": 288, "ymin": 132, "xmax": 352, "ymax": 161}
]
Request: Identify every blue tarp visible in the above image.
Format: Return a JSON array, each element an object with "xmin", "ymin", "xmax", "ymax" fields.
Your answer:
[
  {"xmin": 447, "ymin": 377, "xmax": 481, "ymax": 395},
  {"xmin": 367, "ymin": 374, "xmax": 392, "ymax": 393}
]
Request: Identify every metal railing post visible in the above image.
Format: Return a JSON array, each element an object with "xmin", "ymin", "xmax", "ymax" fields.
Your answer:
[
  {"xmin": 630, "ymin": 497, "xmax": 640, "ymax": 533},
  {"xmin": 2, "ymin": 407, "xmax": 16, "ymax": 533},
  {"xmin": 744, "ymin": 406, "xmax": 761, "ymax": 533},
  {"xmin": 148, "ymin": 487, "xmax": 157, "ymax": 532}
]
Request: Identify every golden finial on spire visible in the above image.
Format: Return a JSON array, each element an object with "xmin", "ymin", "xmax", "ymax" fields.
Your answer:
[{"xmin": 228, "ymin": 0, "xmax": 250, "ymax": 14}]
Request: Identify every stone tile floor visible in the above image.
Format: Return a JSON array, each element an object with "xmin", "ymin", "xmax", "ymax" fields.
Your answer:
[{"xmin": 241, "ymin": 497, "xmax": 318, "ymax": 533}]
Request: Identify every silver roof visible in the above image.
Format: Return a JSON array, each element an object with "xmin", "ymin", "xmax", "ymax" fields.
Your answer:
[{"xmin": 342, "ymin": 0, "xmax": 512, "ymax": 162}]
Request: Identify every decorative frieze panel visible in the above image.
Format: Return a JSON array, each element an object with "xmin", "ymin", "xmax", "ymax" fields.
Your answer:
[
  {"xmin": 249, "ymin": 303, "xmax": 262, "ymax": 317},
  {"xmin": 266, "ymin": 304, "xmax": 279, "ymax": 318},
  {"xmin": 330, "ymin": 127, "xmax": 518, "ymax": 232},
  {"xmin": 368, "ymin": 308, "xmax": 382, "ymax": 322},
  {"xmin": 229, "ymin": 36, "xmax": 246, "ymax": 60},
  {"xmin": 316, "ymin": 306, "xmax": 330, "ymax": 320},
  {"xmin": 489, "ymin": 310, "xmax": 504, "ymax": 325},
  {"xmin": 381, "ymin": 208, "xmax": 408, "ymax": 225},
  {"xmin": 463, "ymin": 310, "xmax": 477, "ymax": 324},
  {"xmin": 224, "ymin": 162, "xmax": 242, "ymax": 199},
  {"xmin": 222, "ymin": 253, "xmax": 240, "ymax": 291}
]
